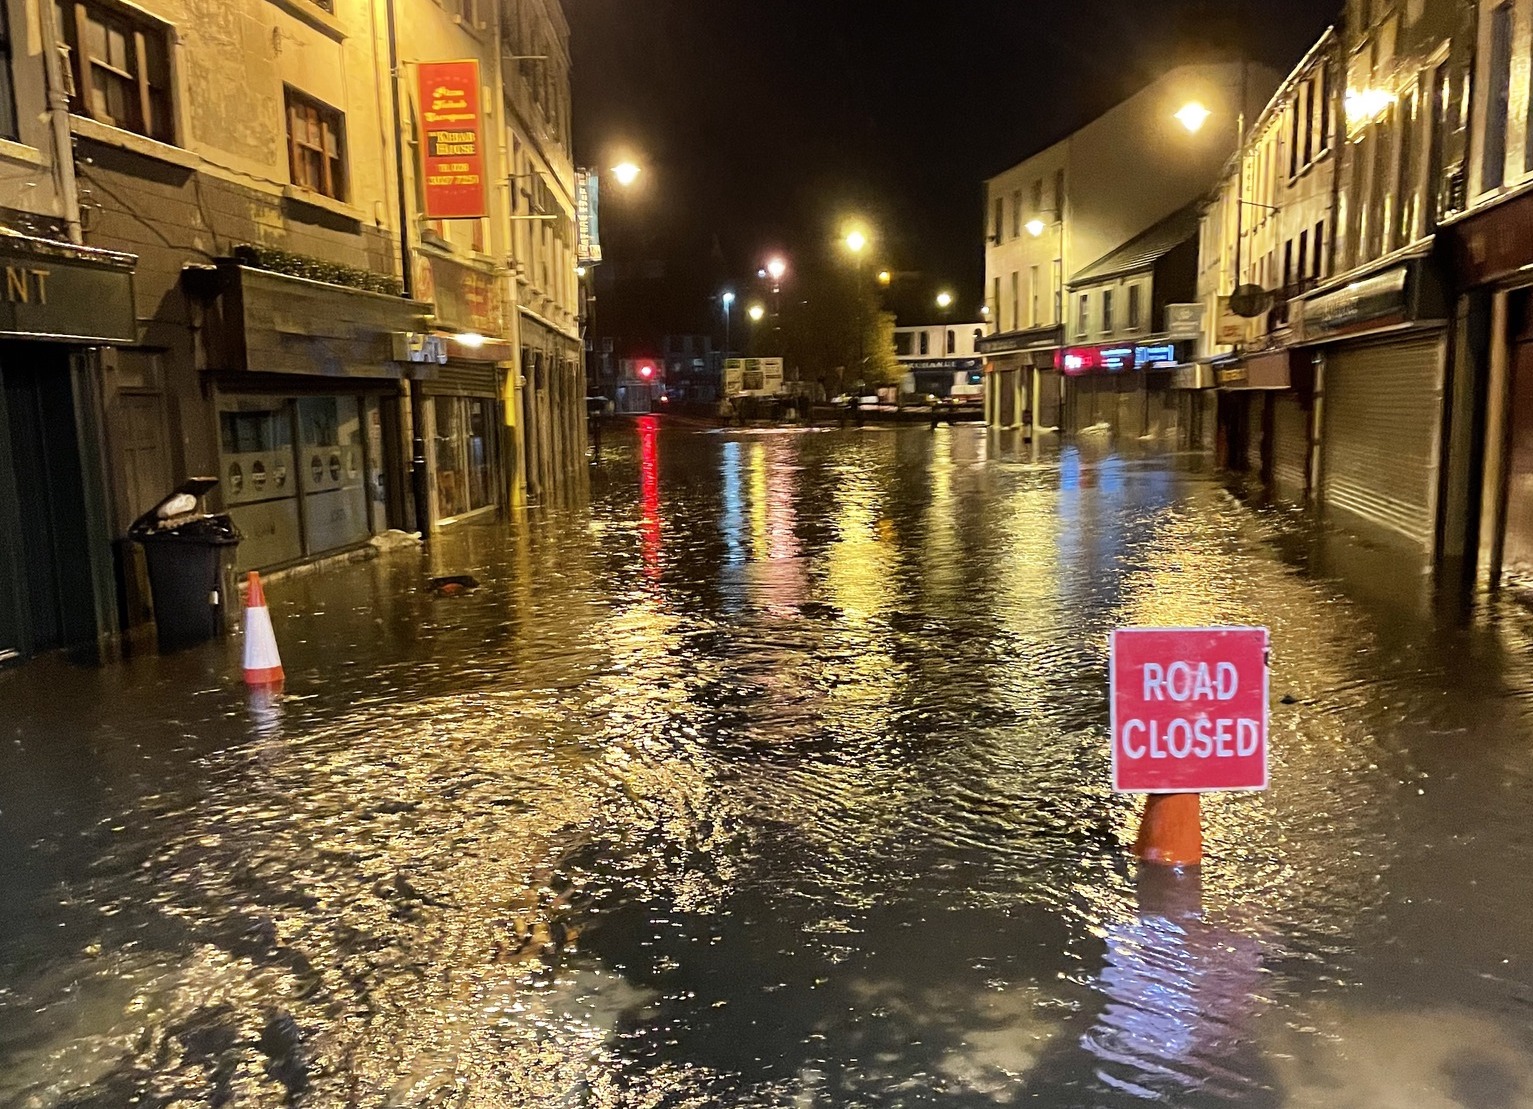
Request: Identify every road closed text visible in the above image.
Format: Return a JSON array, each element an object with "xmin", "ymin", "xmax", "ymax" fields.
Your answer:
[{"xmin": 1111, "ymin": 629, "xmax": 1269, "ymax": 793}]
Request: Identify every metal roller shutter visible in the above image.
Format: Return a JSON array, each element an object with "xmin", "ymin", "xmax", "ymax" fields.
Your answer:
[
  {"xmin": 1245, "ymin": 395, "xmax": 1264, "ymax": 476},
  {"xmin": 1270, "ymin": 394, "xmax": 1309, "ymax": 503},
  {"xmin": 420, "ymin": 360, "xmax": 499, "ymax": 399},
  {"xmin": 1320, "ymin": 335, "xmax": 1444, "ymax": 547}
]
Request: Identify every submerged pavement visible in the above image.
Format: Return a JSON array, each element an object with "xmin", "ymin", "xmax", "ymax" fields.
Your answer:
[{"xmin": 2, "ymin": 421, "xmax": 1532, "ymax": 1107}]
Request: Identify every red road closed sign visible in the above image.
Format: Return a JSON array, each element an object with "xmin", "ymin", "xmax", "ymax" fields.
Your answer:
[{"xmin": 1111, "ymin": 627, "xmax": 1270, "ymax": 794}]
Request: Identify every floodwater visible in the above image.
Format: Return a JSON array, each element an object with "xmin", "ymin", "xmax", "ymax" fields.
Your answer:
[{"xmin": 3, "ymin": 420, "xmax": 1533, "ymax": 1108}]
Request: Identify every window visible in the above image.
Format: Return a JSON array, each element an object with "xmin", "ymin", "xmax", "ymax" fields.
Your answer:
[
  {"xmin": 946, "ymin": 330, "xmax": 956, "ymax": 355},
  {"xmin": 0, "ymin": 4, "xmax": 14, "ymax": 139},
  {"xmin": 1031, "ymin": 178, "xmax": 1044, "ymax": 214},
  {"xmin": 1302, "ymin": 80, "xmax": 1315, "ymax": 166},
  {"xmin": 1313, "ymin": 221, "xmax": 1326, "ymax": 278},
  {"xmin": 1397, "ymin": 87, "xmax": 1419, "ymax": 248},
  {"xmin": 920, "ymin": 331, "xmax": 930, "ymax": 356},
  {"xmin": 1009, "ymin": 271, "xmax": 1019, "ymax": 331},
  {"xmin": 992, "ymin": 277, "xmax": 1001, "ymax": 326},
  {"xmin": 1012, "ymin": 190, "xmax": 1023, "ymax": 238},
  {"xmin": 1102, "ymin": 289, "xmax": 1114, "ymax": 333},
  {"xmin": 1484, "ymin": 2, "xmax": 1514, "ymax": 191},
  {"xmin": 1290, "ymin": 90, "xmax": 1302, "ymax": 178},
  {"xmin": 1428, "ymin": 62, "xmax": 1450, "ymax": 228},
  {"xmin": 1053, "ymin": 169, "xmax": 1066, "ymax": 216},
  {"xmin": 1316, "ymin": 64, "xmax": 1332, "ymax": 155},
  {"xmin": 992, "ymin": 196, "xmax": 1004, "ymax": 242},
  {"xmin": 1029, "ymin": 265, "xmax": 1040, "ymax": 327},
  {"xmin": 1298, "ymin": 230, "xmax": 1309, "ymax": 285},
  {"xmin": 1077, "ymin": 294, "xmax": 1089, "ymax": 337},
  {"xmin": 57, "ymin": 0, "xmax": 174, "ymax": 142},
  {"xmin": 1127, "ymin": 285, "xmax": 1142, "ymax": 331},
  {"xmin": 894, "ymin": 333, "xmax": 913, "ymax": 357},
  {"xmin": 286, "ymin": 88, "xmax": 347, "ymax": 200}
]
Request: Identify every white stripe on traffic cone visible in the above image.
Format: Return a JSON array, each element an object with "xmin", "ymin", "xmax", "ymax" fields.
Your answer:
[{"xmin": 243, "ymin": 571, "xmax": 285, "ymax": 688}]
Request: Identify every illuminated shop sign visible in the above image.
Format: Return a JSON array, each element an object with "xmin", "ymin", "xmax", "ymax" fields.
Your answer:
[{"xmin": 1058, "ymin": 342, "xmax": 1184, "ymax": 375}]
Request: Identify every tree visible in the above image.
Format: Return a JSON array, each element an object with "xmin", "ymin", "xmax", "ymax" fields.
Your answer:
[{"xmin": 771, "ymin": 265, "xmax": 897, "ymax": 397}]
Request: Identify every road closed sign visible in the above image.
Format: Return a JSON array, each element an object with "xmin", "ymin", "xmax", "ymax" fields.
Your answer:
[{"xmin": 1111, "ymin": 628, "xmax": 1270, "ymax": 794}]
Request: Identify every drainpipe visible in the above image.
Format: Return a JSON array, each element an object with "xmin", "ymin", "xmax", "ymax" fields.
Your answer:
[
  {"xmin": 384, "ymin": 0, "xmax": 431, "ymax": 537},
  {"xmin": 38, "ymin": 2, "xmax": 82, "ymax": 243}
]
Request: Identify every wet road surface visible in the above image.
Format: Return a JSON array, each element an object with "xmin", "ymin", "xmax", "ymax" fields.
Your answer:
[{"xmin": 3, "ymin": 421, "xmax": 1533, "ymax": 1107}]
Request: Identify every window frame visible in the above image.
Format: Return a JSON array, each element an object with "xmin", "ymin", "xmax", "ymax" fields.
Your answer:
[
  {"xmin": 285, "ymin": 85, "xmax": 348, "ymax": 202},
  {"xmin": 1127, "ymin": 285, "xmax": 1142, "ymax": 332},
  {"xmin": 58, "ymin": 0, "xmax": 176, "ymax": 143},
  {"xmin": 1077, "ymin": 293, "xmax": 1089, "ymax": 338},
  {"xmin": 1102, "ymin": 288, "xmax": 1114, "ymax": 334}
]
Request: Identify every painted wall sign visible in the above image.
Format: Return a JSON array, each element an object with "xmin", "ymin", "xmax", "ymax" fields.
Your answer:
[
  {"xmin": 1166, "ymin": 303, "xmax": 1206, "ymax": 339},
  {"xmin": 418, "ymin": 60, "xmax": 487, "ymax": 220},
  {"xmin": 1111, "ymin": 627, "xmax": 1270, "ymax": 794}
]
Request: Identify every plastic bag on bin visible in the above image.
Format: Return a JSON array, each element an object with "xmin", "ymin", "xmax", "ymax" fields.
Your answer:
[{"xmin": 129, "ymin": 477, "xmax": 241, "ymax": 545}]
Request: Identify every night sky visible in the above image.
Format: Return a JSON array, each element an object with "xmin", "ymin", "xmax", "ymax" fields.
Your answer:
[{"xmin": 570, "ymin": 0, "xmax": 1341, "ymax": 347}]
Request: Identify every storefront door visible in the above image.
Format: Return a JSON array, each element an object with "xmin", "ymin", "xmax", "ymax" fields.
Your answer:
[
  {"xmin": 0, "ymin": 349, "xmax": 99, "ymax": 660},
  {"xmin": 296, "ymin": 396, "xmax": 370, "ymax": 553},
  {"xmin": 1500, "ymin": 329, "xmax": 1533, "ymax": 583}
]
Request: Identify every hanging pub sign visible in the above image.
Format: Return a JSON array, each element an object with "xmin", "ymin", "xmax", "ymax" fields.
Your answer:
[
  {"xmin": 576, "ymin": 169, "xmax": 603, "ymax": 265},
  {"xmin": 418, "ymin": 60, "xmax": 487, "ymax": 220}
]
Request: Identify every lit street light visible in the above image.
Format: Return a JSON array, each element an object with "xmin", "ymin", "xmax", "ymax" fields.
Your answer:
[
  {"xmin": 612, "ymin": 161, "xmax": 642, "ymax": 187},
  {"xmin": 1026, "ymin": 218, "xmax": 1047, "ymax": 238},
  {"xmin": 766, "ymin": 257, "xmax": 787, "ymax": 283},
  {"xmin": 878, "ymin": 270, "xmax": 892, "ymax": 286},
  {"xmin": 936, "ymin": 291, "xmax": 954, "ymax": 311},
  {"xmin": 1175, "ymin": 101, "xmax": 1213, "ymax": 133},
  {"xmin": 845, "ymin": 229, "xmax": 868, "ymax": 254},
  {"xmin": 721, "ymin": 290, "xmax": 736, "ymax": 355},
  {"xmin": 748, "ymin": 303, "xmax": 766, "ymax": 323}
]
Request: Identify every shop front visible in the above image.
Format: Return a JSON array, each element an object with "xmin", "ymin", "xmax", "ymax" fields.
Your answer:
[
  {"xmin": 0, "ymin": 235, "xmax": 137, "ymax": 664},
  {"xmin": 1057, "ymin": 341, "xmax": 1189, "ymax": 440},
  {"xmin": 198, "ymin": 261, "xmax": 431, "ymax": 571},
  {"xmin": 1445, "ymin": 190, "xmax": 1533, "ymax": 589},
  {"xmin": 1292, "ymin": 257, "xmax": 1450, "ymax": 551},
  {"xmin": 519, "ymin": 305, "xmax": 584, "ymax": 503},
  {"xmin": 1171, "ymin": 363, "xmax": 1218, "ymax": 451},
  {"xmin": 417, "ymin": 252, "xmax": 517, "ymax": 527},
  {"xmin": 978, "ymin": 326, "xmax": 1062, "ymax": 433},
  {"xmin": 1212, "ymin": 347, "xmax": 1313, "ymax": 502}
]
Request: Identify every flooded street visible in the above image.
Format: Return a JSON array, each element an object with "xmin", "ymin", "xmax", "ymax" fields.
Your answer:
[{"xmin": 3, "ymin": 421, "xmax": 1533, "ymax": 1107}]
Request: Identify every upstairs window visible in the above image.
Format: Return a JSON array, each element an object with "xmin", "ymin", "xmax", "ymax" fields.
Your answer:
[
  {"xmin": 1102, "ymin": 289, "xmax": 1114, "ymax": 333},
  {"xmin": 0, "ymin": 2, "xmax": 15, "ymax": 139},
  {"xmin": 286, "ymin": 88, "xmax": 347, "ymax": 201},
  {"xmin": 1127, "ymin": 286, "xmax": 1143, "ymax": 331},
  {"xmin": 57, "ymin": 0, "xmax": 175, "ymax": 143}
]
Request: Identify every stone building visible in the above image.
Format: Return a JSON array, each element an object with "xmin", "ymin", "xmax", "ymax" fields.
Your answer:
[{"xmin": 0, "ymin": 0, "xmax": 586, "ymax": 666}]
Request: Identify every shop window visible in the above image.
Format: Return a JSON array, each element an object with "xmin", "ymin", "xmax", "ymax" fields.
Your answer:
[
  {"xmin": 56, "ymin": 0, "xmax": 174, "ymax": 142},
  {"xmin": 433, "ymin": 397, "xmax": 494, "ymax": 520},
  {"xmin": 286, "ymin": 87, "xmax": 347, "ymax": 201}
]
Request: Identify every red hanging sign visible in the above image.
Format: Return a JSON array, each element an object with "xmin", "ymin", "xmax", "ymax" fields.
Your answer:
[{"xmin": 418, "ymin": 60, "xmax": 487, "ymax": 220}]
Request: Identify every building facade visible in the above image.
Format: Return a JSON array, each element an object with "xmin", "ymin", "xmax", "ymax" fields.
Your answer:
[
  {"xmin": 982, "ymin": 62, "xmax": 1278, "ymax": 439},
  {"xmin": 1197, "ymin": 30, "xmax": 1343, "ymax": 498},
  {"xmin": 1, "ymin": 0, "xmax": 586, "ymax": 666},
  {"xmin": 894, "ymin": 321, "xmax": 987, "ymax": 404}
]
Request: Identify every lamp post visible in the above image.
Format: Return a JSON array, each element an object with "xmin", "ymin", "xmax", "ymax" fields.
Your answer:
[
  {"xmin": 843, "ymin": 227, "xmax": 873, "ymax": 390},
  {"xmin": 721, "ymin": 290, "xmax": 736, "ymax": 357}
]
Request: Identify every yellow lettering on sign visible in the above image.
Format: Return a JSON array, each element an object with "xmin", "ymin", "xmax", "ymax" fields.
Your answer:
[
  {"xmin": 31, "ymin": 269, "xmax": 48, "ymax": 305},
  {"xmin": 7, "ymin": 267, "xmax": 29, "ymax": 303}
]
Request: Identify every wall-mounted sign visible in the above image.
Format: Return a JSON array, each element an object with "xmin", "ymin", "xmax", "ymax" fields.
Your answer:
[
  {"xmin": 576, "ymin": 169, "xmax": 603, "ymax": 265},
  {"xmin": 724, "ymin": 357, "xmax": 784, "ymax": 397},
  {"xmin": 391, "ymin": 332, "xmax": 449, "ymax": 365},
  {"xmin": 418, "ymin": 60, "xmax": 487, "ymax": 220},
  {"xmin": 1166, "ymin": 303, "xmax": 1206, "ymax": 339},
  {"xmin": 0, "ymin": 240, "xmax": 136, "ymax": 343},
  {"xmin": 1216, "ymin": 298, "xmax": 1247, "ymax": 345},
  {"xmin": 426, "ymin": 253, "xmax": 503, "ymax": 335},
  {"xmin": 1294, "ymin": 266, "xmax": 1410, "ymax": 343},
  {"xmin": 1134, "ymin": 343, "xmax": 1179, "ymax": 369}
]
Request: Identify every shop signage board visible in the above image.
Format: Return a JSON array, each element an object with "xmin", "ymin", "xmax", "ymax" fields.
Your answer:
[
  {"xmin": 1294, "ymin": 267, "xmax": 1409, "ymax": 343},
  {"xmin": 725, "ymin": 357, "xmax": 784, "ymax": 397},
  {"xmin": 576, "ymin": 170, "xmax": 603, "ymax": 264},
  {"xmin": 1110, "ymin": 627, "xmax": 1270, "ymax": 794},
  {"xmin": 0, "ymin": 241, "xmax": 135, "ymax": 343},
  {"xmin": 1166, "ymin": 303, "xmax": 1206, "ymax": 339},
  {"xmin": 418, "ymin": 60, "xmax": 487, "ymax": 220}
]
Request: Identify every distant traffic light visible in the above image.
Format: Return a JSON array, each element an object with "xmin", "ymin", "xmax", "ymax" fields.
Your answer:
[{"xmin": 639, "ymin": 364, "xmax": 655, "ymax": 380}]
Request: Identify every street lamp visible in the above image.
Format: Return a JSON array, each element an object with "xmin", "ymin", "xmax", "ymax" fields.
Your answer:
[
  {"xmin": 877, "ymin": 270, "xmax": 892, "ymax": 286},
  {"xmin": 845, "ymin": 229, "xmax": 868, "ymax": 254},
  {"xmin": 1175, "ymin": 101, "xmax": 1213, "ymax": 133},
  {"xmin": 612, "ymin": 161, "xmax": 642, "ymax": 187},
  {"xmin": 721, "ymin": 290, "xmax": 736, "ymax": 355},
  {"xmin": 766, "ymin": 257, "xmax": 787, "ymax": 283},
  {"xmin": 1025, "ymin": 218, "xmax": 1047, "ymax": 238},
  {"xmin": 748, "ymin": 303, "xmax": 766, "ymax": 323}
]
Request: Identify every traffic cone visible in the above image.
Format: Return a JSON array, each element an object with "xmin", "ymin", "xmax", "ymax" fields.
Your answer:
[
  {"xmin": 1133, "ymin": 793, "xmax": 1202, "ymax": 868},
  {"xmin": 242, "ymin": 572, "xmax": 284, "ymax": 689}
]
